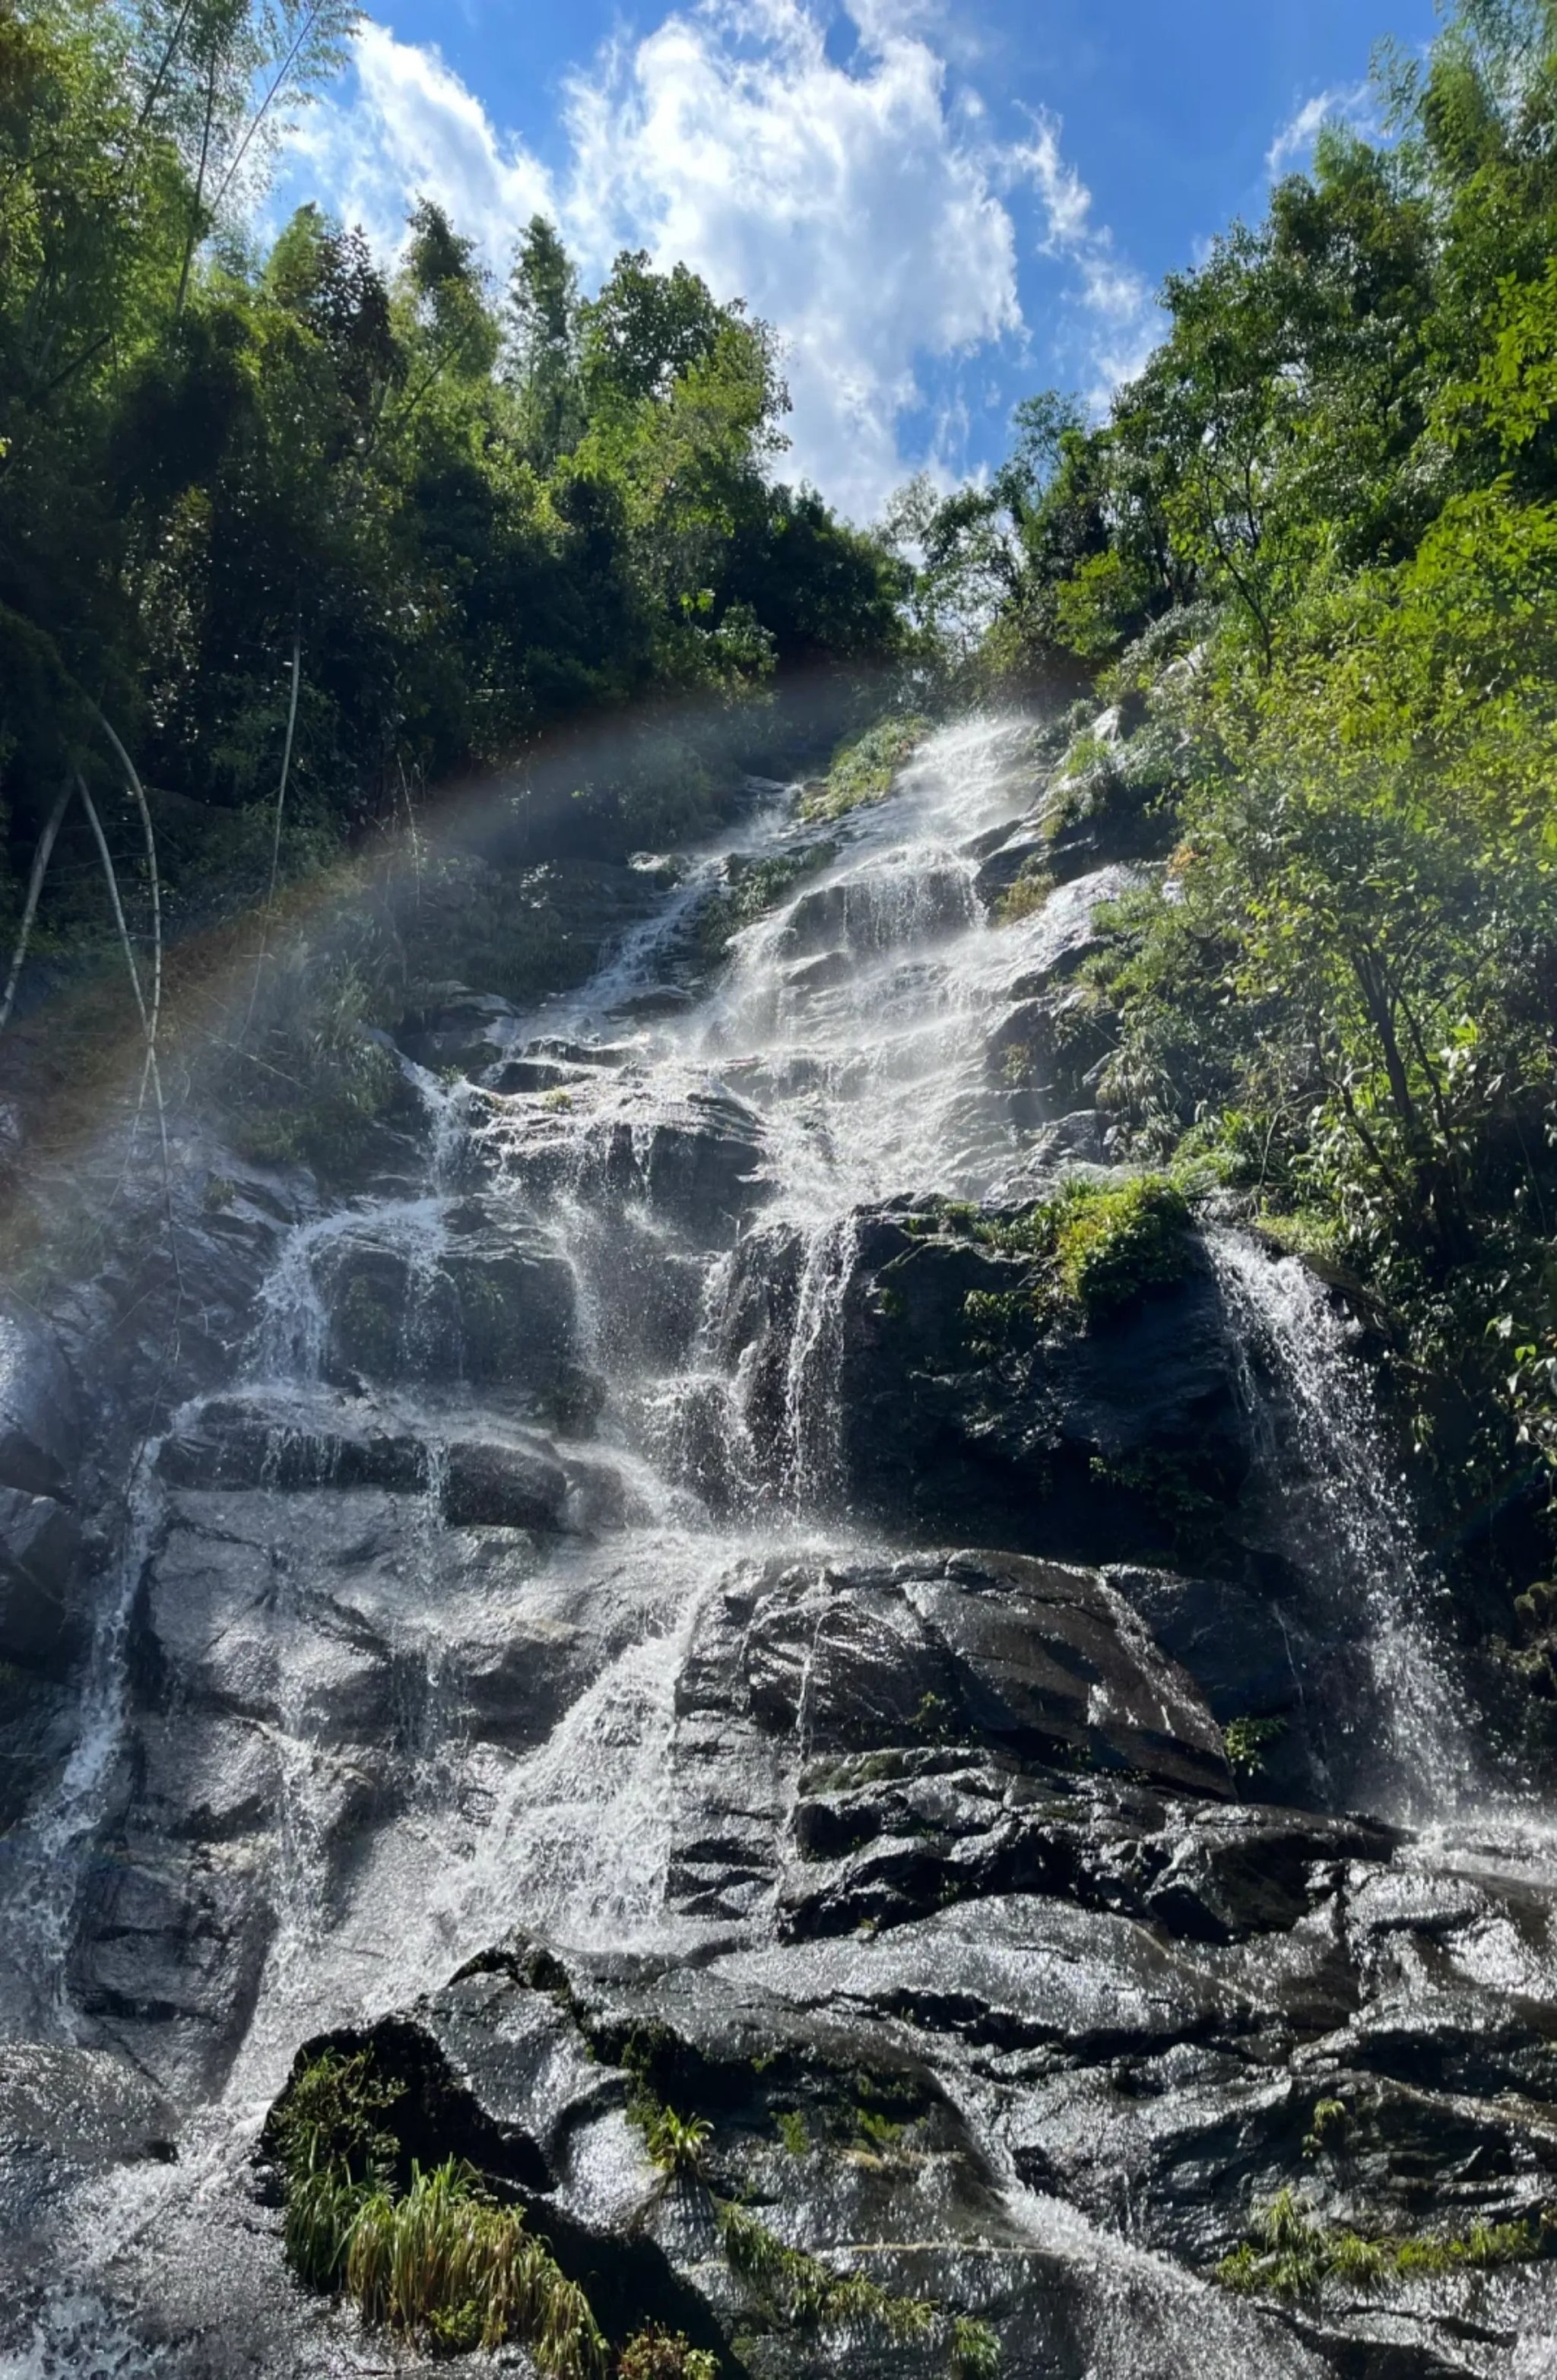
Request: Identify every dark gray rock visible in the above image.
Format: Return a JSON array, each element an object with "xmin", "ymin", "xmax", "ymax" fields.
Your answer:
[
  {"xmin": 0, "ymin": 1485, "xmax": 84, "ymax": 1666},
  {"xmin": 824, "ymin": 1211, "xmax": 1252, "ymax": 1568},
  {"xmin": 972, "ymin": 820, "xmax": 1051, "ymax": 905},
  {"xmin": 0, "ymin": 1298, "xmax": 78, "ymax": 1502},
  {"xmin": 322, "ymin": 1209, "xmax": 580, "ymax": 1396},
  {"xmin": 988, "ymin": 984, "xmax": 1116, "ymax": 1108},
  {"xmin": 1002, "ymin": 864, "xmax": 1145, "ymax": 992},
  {"xmin": 442, "ymin": 1434, "xmax": 570, "ymax": 1530},
  {"xmin": 157, "ymin": 1393, "xmax": 429, "ymax": 1493},
  {"xmin": 398, "ymin": 987, "xmax": 518, "ymax": 1073},
  {"xmin": 1105, "ymin": 1562, "xmax": 1314, "ymax": 1745}
]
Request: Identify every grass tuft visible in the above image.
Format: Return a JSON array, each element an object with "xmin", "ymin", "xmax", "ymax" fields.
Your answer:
[
  {"xmin": 718, "ymin": 2201, "xmax": 934, "ymax": 2341},
  {"xmin": 269, "ymin": 2049, "xmax": 604, "ymax": 2369},
  {"xmin": 1216, "ymin": 2185, "xmax": 1557, "ymax": 2301},
  {"xmin": 645, "ymin": 2106, "xmax": 714, "ymax": 2181}
]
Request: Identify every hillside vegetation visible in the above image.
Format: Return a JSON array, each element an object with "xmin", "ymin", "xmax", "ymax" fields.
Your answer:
[{"xmin": 905, "ymin": 0, "xmax": 1557, "ymax": 1665}]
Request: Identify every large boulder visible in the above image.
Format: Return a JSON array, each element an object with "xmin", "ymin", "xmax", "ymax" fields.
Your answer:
[
  {"xmin": 319, "ymin": 1204, "xmax": 583, "ymax": 1402},
  {"xmin": 397, "ymin": 987, "xmax": 519, "ymax": 1075},
  {"xmin": 744, "ymin": 1208, "xmax": 1255, "ymax": 1570},
  {"xmin": 780, "ymin": 860, "xmax": 977, "ymax": 958}
]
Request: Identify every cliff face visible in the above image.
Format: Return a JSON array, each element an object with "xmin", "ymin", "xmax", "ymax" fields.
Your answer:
[{"xmin": 3, "ymin": 715, "xmax": 1555, "ymax": 2379}]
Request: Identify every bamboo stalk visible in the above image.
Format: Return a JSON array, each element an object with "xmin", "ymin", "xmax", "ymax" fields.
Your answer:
[
  {"xmin": 0, "ymin": 778, "xmax": 74, "ymax": 1032},
  {"xmin": 246, "ymin": 626, "xmax": 303, "ymax": 1032}
]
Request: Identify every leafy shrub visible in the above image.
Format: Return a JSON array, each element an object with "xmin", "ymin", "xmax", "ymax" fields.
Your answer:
[
  {"xmin": 1222, "ymin": 1714, "xmax": 1289, "ymax": 1778},
  {"xmin": 994, "ymin": 862, "xmax": 1054, "ymax": 924},
  {"xmin": 1303, "ymin": 2096, "xmax": 1350, "ymax": 2158},
  {"xmin": 966, "ymin": 1174, "xmax": 1194, "ymax": 1341},
  {"xmin": 695, "ymin": 843, "xmax": 836, "ymax": 959},
  {"xmin": 1049, "ymin": 1174, "xmax": 1192, "ymax": 1312},
  {"xmin": 227, "ymin": 944, "xmax": 401, "ymax": 1177},
  {"xmin": 267, "ymin": 2047, "xmax": 403, "ymax": 2197}
]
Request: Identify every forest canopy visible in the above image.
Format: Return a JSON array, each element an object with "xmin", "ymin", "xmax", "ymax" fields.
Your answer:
[{"xmin": 0, "ymin": 0, "xmax": 906, "ymax": 903}]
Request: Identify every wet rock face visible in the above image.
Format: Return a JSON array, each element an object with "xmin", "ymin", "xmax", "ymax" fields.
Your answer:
[
  {"xmin": 742, "ymin": 1549, "xmax": 1230, "ymax": 1798},
  {"xmin": 0, "ymin": 1301, "xmax": 88, "ymax": 1675},
  {"xmin": 0, "ymin": 1298, "xmax": 78, "ymax": 1503},
  {"xmin": 223, "ymin": 1795, "xmax": 1557, "ymax": 2380},
  {"xmin": 322, "ymin": 1206, "xmax": 582, "ymax": 1396},
  {"xmin": 483, "ymin": 1071, "xmax": 770, "ymax": 1243},
  {"xmin": 64, "ymin": 1439, "xmax": 654, "ymax": 2098},
  {"xmin": 0, "ymin": 2045, "xmax": 176, "ymax": 2283},
  {"xmin": 12, "ymin": 721, "xmax": 1557, "ymax": 2380}
]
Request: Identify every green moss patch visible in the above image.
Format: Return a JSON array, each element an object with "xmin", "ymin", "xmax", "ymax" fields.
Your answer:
[
  {"xmin": 798, "ymin": 715, "xmax": 929, "ymax": 822},
  {"xmin": 961, "ymin": 1174, "xmax": 1194, "ymax": 1348}
]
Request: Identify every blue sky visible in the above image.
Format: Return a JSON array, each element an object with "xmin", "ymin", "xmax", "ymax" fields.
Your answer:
[{"xmin": 275, "ymin": 0, "xmax": 1439, "ymax": 521}]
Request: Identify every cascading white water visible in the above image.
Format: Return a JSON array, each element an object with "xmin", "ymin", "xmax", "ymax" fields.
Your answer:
[
  {"xmin": 0, "ymin": 1442, "xmax": 167, "ymax": 2040},
  {"xmin": 5, "ymin": 709, "xmax": 1524, "ymax": 2380},
  {"xmin": 11, "ymin": 715, "xmax": 1477, "ymax": 2085},
  {"xmin": 778, "ymin": 1215, "xmax": 861, "ymax": 1509},
  {"xmin": 1208, "ymin": 1228, "xmax": 1469, "ymax": 1823}
]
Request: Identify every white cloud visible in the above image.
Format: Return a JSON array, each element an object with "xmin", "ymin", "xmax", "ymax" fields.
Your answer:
[
  {"xmin": 278, "ymin": 2, "xmax": 1154, "ymax": 518},
  {"xmin": 278, "ymin": 22, "xmax": 557, "ymax": 262},
  {"xmin": 1010, "ymin": 104, "xmax": 1156, "ymax": 399},
  {"xmin": 1266, "ymin": 80, "xmax": 1374, "ymax": 178},
  {"xmin": 559, "ymin": 0, "xmax": 1032, "ymax": 517}
]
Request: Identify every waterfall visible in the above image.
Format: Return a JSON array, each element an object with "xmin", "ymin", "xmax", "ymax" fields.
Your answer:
[
  {"xmin": 779, "ymin": 1214, "xmax": 861, "ymax": 1510},
  {"xmin": 10, "ymin": 709, "xmax": 1533, "ymax": 2380},
  {"xmin": 1208, "ymin": 1228, "xmax": 1470, "ymax": 1823}
]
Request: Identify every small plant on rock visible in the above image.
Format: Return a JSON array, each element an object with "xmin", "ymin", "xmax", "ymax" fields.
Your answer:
[
  {"xmin": 1223, "ymin": 1714, "xmax": 1288, "ymax": 1779},
  {"xmin": 1302, "ymin": 2096, "xmax": 1350, "ymax": 2159},
  {"xmin": 717, "ymin": 2201, "xmax": 934, "ymax": 2341},
  {"xmin": 950, "ymin": 2315, "xmax": 1002, "ymax": 2378},
  {"xmin": 618, "ymin": 2326, "xmax": 719, "ymax": 2380},
  {"xmin": 1216, "ymin": 2186, "xmax": 1557, "ymax": 2301},
  {"xmin": 775, "ymin": 2109, "xmax": 810, "ymax": 2157},
  {"xmin": 645, "ymin": 2106, "xmax": 714, "ymax": 2182},
  {"xmin": 268, "ymin": 2049, "xmax": 606, "ymax": 2372},
  {"xmin": 855, "ymin": 2107, "xmax": 909, "ymax": 2156},
  {"xmin": 345, "ymin": 2157, "xmax": 605, "ymax": 2372}
]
